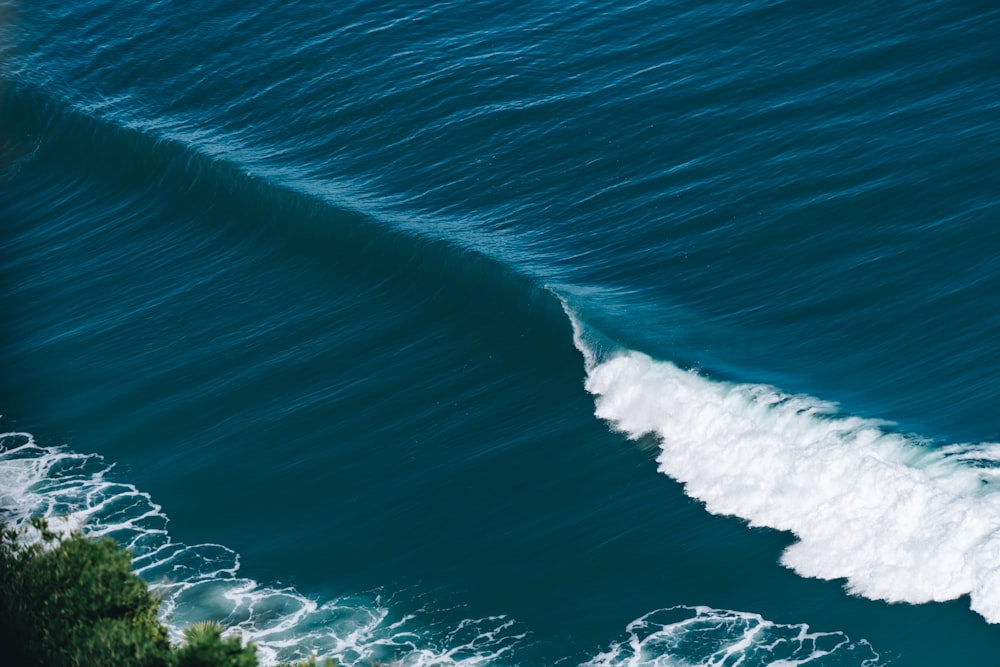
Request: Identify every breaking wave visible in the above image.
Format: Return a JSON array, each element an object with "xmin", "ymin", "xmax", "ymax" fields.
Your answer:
[{"xmin": 568, "ymin": 309, "xmax": 1000, "ymax": 624}]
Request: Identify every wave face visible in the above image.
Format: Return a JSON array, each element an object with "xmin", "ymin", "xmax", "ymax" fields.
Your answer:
[{"xmin": 4, "ymin": 0, "xmax": 1000, "ymax": 664}]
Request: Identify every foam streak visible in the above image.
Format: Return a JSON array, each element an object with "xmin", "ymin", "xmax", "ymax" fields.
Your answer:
[{"xmin": 585, "ymin": 606, "xmax": 881, "ymax": 667}]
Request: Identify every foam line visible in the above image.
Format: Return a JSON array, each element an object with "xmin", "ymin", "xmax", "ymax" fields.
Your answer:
[
  {"xmin": 584, "ymin": 606, "xmax": 881, "ymax": 667},
  {"xmin": 567, "ymin": 311, "xmax": 1000, "ymax": 623}
]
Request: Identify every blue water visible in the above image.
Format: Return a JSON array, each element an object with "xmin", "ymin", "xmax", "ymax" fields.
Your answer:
[{"xmin": 3, "ymin": 0, "xmax": 1000, "ymax": 664}]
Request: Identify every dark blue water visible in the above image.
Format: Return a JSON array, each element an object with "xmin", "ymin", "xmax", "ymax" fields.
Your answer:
[{"xmin": 3, "ymin": 1, "xmax": 1000, "ymax": 664}]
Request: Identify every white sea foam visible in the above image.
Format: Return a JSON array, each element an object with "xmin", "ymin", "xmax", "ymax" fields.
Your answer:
[
  {"xmin": 0, "ymin": 431, "xmax": 525, "ymax": 666},
  {"xmin": 584, "ymin": 606, "xmax": 881, "ymax": 667},
  {"xmin": 567, "ymin": 312, "xmax": 1000, "ymax": 623}
]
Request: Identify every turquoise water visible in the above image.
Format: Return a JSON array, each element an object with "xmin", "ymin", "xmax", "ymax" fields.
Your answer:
[{"xmin": 3, "ymin": 0, "xmax": 1000, "ymax": 664}]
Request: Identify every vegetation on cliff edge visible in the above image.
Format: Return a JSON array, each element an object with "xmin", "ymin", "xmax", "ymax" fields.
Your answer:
[{"xmin": 0, "ymin": 518, "xmax": 338, "ymax": 667}]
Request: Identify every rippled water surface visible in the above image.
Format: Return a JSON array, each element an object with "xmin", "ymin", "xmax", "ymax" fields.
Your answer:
[{"xmin": 3, "ymin": 0, "xmax": 1000, "ymax": 664}]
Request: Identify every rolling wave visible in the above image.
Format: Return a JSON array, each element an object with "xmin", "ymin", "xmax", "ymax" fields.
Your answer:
[
  {"xmin": 567, "ymin": 308, "xmax": 1000, "ymax": 624},
  {"xmin": 0, "ymin": 80, "xmax": 570, "ymax": 348}
]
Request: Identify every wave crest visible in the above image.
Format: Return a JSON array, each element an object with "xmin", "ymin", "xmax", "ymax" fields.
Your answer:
[{"xmin": 568, "ymin": 312, "xmax": 1000, "ymax": 623}]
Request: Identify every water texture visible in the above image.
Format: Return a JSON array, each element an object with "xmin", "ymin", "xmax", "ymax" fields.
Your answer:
[{"xmin": 2, "ymin": 0, "xmax": 1000, "ymax": 664}]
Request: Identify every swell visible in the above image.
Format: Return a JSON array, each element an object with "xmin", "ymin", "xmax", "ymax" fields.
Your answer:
[{"xmin": 0, "ymin": 80, "xmax": 570, "ymax": 345}]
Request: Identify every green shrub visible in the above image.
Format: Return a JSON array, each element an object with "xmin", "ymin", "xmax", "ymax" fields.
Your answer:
[
  {"xmin": 0, "ymin": 519, "xmax": 349, "ymax": 667},
  {"xmin": 174, "ymin": 621, "xmax": 258, "ymax": 667},
  {"xmin": 0, "ymin": 518, "xmax": 171, "ymax": 667}
]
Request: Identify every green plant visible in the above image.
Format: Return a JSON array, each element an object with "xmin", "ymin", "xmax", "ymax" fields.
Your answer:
[
  {"xmin": 0, "ymin": 519, "xmax": 354, "ymax": 667},
  {"xmin": 0, "ymin": 518, "xmax": 171, "ymax": 667},
  {"xmin": 173, "ymin": 620, "xmax": 258, "ymax": 667}
]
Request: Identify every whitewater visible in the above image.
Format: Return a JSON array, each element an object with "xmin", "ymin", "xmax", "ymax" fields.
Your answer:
[{"xmin": 570, "ymin": 310, "xmax": 1000, "ymax": 624}]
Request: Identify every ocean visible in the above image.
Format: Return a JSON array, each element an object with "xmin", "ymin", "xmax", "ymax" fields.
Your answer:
[{"xmin": 2, "ymin": 0, "xmax": 1000, "ymax": 664}]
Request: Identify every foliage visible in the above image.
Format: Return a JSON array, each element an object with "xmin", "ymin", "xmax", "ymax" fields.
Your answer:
[
  {"xmin": 0, "ymin": 517, "xmax": 171, "ymax": 667},
  {"xmin": 0, "ymin": 518, "xmax": 272, "ymax": 667},
  {"xmin": 174, "ymin": 621, "xmax": 258, "ymax": 667}
]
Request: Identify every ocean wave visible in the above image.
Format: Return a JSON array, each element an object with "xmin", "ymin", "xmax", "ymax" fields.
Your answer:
[
  {"xmin": 0, "ymin": 80, "xmax": 568, "ymax": 348},
  {"xmin": 566, "ymin": 308, "xmax": 1000, "ymax": 624}
]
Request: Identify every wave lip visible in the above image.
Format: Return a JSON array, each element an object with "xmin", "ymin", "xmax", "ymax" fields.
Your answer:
[{"xmin": 569, "ymin": 313, "xmax": 1000, "ymax": 624}]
